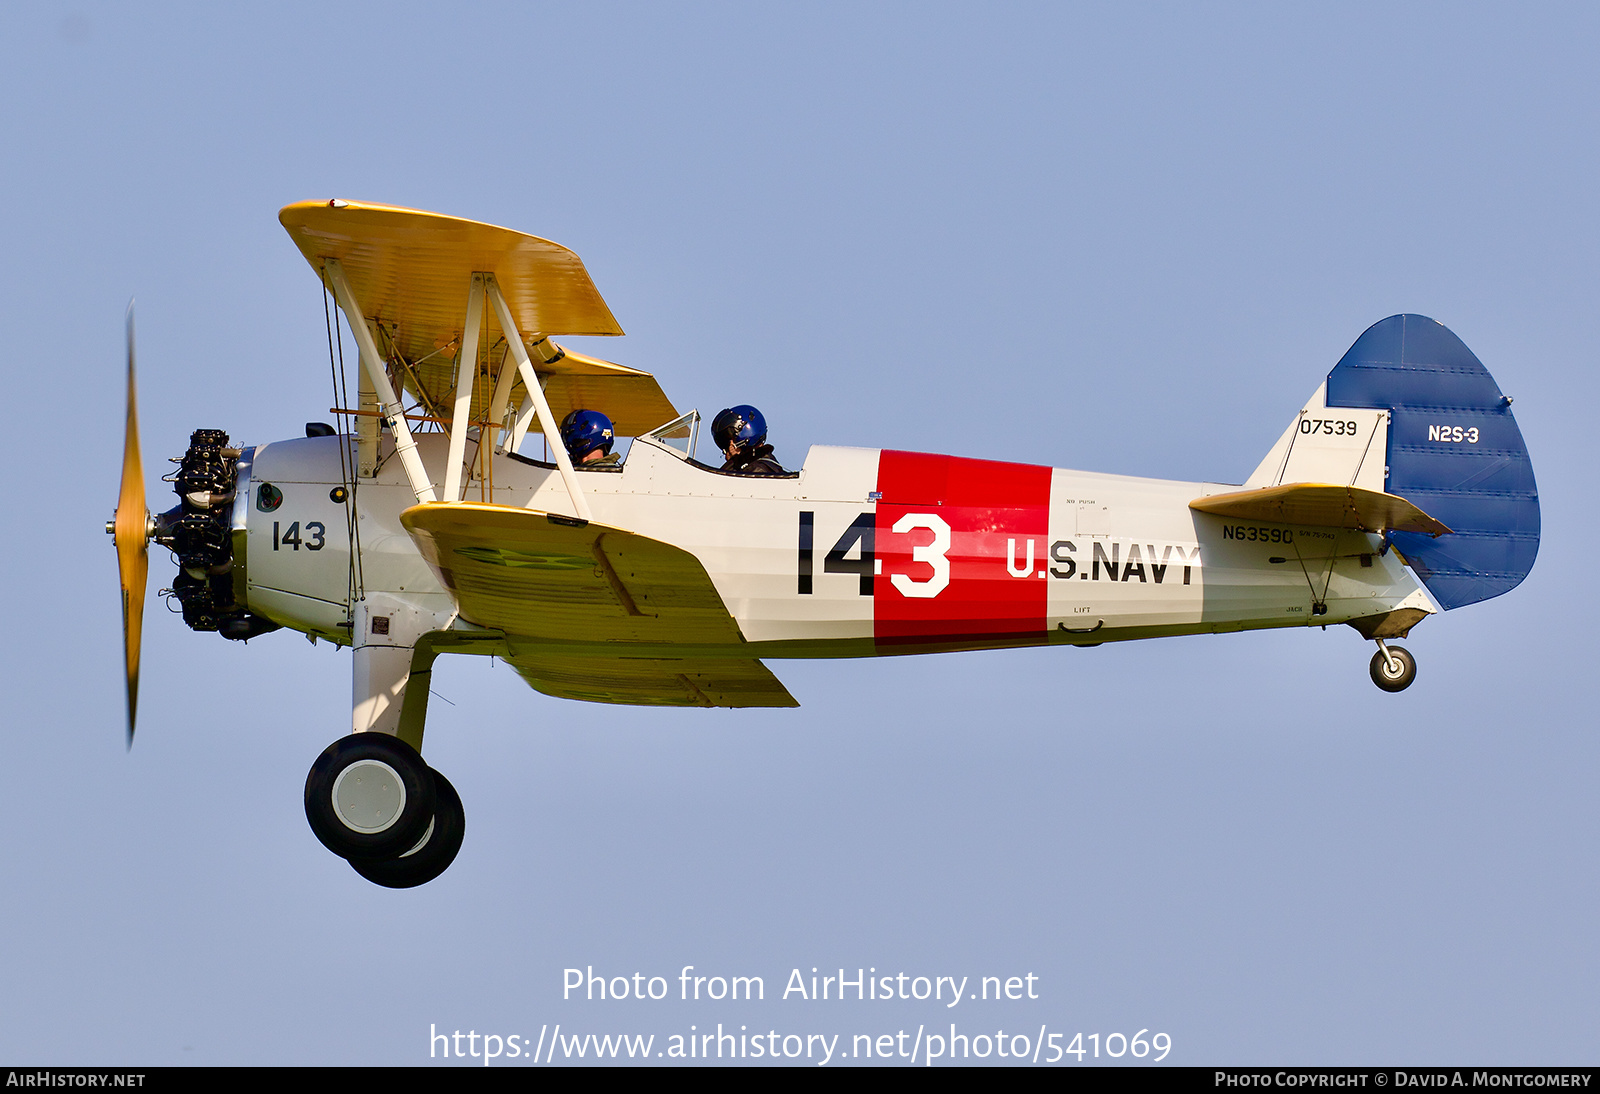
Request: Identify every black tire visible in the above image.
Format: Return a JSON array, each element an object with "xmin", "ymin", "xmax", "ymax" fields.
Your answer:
[
  {"xmin": 1369, "ymin": 645, "xmax": 1417, "ymax": 692},
  {"xmin": 305, "ymin": 733, "xmax": 436, "ymax": 861},
  {"xmin": 350, "ymin": 768, "xmax": 465, "ymax": 889}
]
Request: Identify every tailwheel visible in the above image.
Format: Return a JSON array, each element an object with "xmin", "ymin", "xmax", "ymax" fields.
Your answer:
[
  {"xmin": 1369, "ymin": 642, "xmax": 1417, "ymax": 693},
  {"xmin": 349, "ymin": 768, "xmax": 466, "ymax": 889},
  {"xmin": 305, "ymin": 733, "xmax": 437, "ymax": 861}
]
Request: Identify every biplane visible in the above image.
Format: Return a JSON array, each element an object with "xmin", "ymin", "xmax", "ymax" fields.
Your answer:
[{"xmin": 110, "ymin": 201, "xmax": 1540, "ymax": 887}]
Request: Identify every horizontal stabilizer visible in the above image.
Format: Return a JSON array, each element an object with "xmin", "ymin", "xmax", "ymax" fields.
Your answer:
[{"xmin": 1190, "ymin": 483, "xmax": 1452, "ymax": 536}]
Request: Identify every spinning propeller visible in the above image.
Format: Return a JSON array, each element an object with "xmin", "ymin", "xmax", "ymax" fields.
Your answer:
[
  {"xmin": 110, "ymin": 305, "xmax": 150, "ymax": 747},
  {"xmin": 107, "ymin": 307, "xmax": 265, "ymax": 745}
]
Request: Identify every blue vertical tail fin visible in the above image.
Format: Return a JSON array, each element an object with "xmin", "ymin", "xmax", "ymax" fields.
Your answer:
[{"xmin": 1324, "ymin": 315, "xmax": 1539, "ymax": 610}]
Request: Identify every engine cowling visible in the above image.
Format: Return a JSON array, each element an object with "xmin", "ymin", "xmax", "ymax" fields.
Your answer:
[{"xmin": 156, "ymin": 429, "xmax": 280, "ymax": 642}]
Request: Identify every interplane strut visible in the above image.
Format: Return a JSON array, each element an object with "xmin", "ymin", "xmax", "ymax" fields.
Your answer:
[
  {"xmin": 442, "ymin": 274, "xmax": 486, "ymax": 502},
  {"xmin": 485, "ymin": 276, "xmax": 591, "ymax": 521},
  {"xmin": 324, "ymin": 258, "xmax": 438, "ymax": 504}
]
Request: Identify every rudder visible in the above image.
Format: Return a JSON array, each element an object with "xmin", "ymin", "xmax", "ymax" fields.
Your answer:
[{"xmin": 1325, "ymin": 315, "xmax": 1538, "ymax": 610}]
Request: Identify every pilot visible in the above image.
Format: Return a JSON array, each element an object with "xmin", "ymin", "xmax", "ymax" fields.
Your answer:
[
  {"xmin": 560, "ymin": 409, "xmax": 620, "ymax": 468},
  {"xmin": 712, "ymin": 405, "xmax": 786, "ymax": 474}
]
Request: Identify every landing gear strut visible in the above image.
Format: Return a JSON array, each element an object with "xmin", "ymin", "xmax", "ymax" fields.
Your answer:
[
  {"xmin": 1369, "ymin": 640, "xmax": 1417, "ymax": 692},
  {"xmin": 309, "ymin": 596, "xmax": 472, "ymax": 887}
]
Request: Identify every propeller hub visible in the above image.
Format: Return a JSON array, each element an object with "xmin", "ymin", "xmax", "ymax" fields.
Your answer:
[{"xmin": 106, "ymin": 511, "xmax": 156, "ymax": 538}]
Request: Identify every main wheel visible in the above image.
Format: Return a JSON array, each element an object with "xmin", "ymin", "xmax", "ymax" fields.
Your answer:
[
  {"xmin": 305, "ymin": 733, "xmax": 437, "ymax": 861},
  {"xmin": 349, "ymin": 768, "xmax": 466, "ymax": 889},
  {"xmin": 1369, "ymin": 645, "xmax": 1417, "ymax": 692}
]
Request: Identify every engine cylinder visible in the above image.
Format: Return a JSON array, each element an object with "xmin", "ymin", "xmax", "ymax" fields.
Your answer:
[{"xmin": 158, "ymin": 430, "xmax": 279, "ymax": 641}]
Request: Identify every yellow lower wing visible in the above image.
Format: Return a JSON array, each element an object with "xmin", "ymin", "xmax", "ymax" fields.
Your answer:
[
  {"xmin": 400, "ymin": 502, "xmax": 797, "ymax": 708},
  {"xmin": 1189, "ymin": 483, "xmax": 1452, "ymax": 536},
  {"xmin": 507, "ymin": 652, "xmax": 797, "ymax": 707}
]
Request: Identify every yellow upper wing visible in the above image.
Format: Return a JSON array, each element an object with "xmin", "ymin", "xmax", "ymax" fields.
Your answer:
[
  {"xmin": 279, "ymin": 200, "xmax": 677, "ymax": 435},
  {"xmin": 281, "ymin": 199, "xmax": 623, "ymax": 337},
  {"xmin": 1190, "ymin": 483, "xmax": 1452, "ymax": 536}
]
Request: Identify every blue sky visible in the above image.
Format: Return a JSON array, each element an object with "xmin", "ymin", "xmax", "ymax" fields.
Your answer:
[{"xmin": 1, "ymin": 2, "xmax": 1596, "ymax": 1065}]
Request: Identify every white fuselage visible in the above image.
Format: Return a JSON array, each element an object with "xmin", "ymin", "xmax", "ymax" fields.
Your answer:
[{"xmin": 234, "ymin": 432, "xmax": 1431, "ymax": 656}]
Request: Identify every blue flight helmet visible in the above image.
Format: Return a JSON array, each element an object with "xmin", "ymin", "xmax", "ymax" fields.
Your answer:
[
  {"xmin": 559, "ymin": 409, "xmax": 614, "ymax": 461},
  {"xmin": 712, "ymin": 405, "xmax": 768, "ymax": 453}
]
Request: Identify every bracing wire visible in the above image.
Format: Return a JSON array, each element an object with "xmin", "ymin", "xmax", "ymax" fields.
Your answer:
[{"xmin": 322, "ymin": 269, "xmax": 364, "ymax": 608}]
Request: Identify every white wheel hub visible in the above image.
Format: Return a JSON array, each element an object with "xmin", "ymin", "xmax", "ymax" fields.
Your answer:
[{"xmin": 331, "ymin": 760, "xmax": 407, "ymax": 833}]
